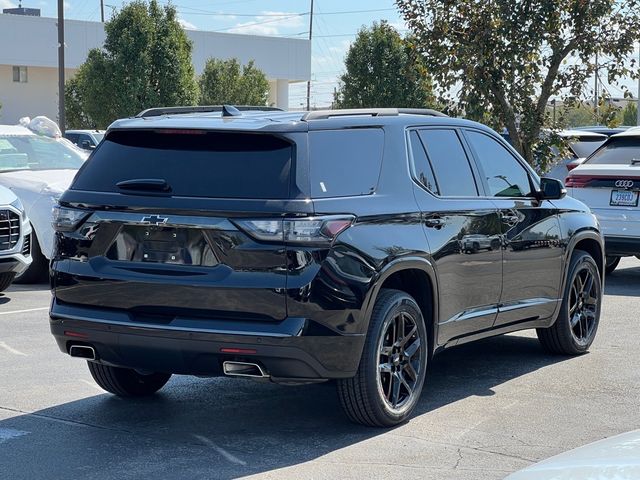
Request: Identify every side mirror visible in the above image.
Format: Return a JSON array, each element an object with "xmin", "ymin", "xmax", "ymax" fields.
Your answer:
[
  {"xmin": 538, "ymin": 177, "xmax": 566, "ymax": 200},
  {"xmin": 81, "ymin": 140, "xmax": 94, "ymax": 150}
]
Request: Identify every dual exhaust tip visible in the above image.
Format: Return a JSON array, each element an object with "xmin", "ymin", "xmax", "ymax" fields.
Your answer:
[{"xmin": 69, "ymin": 347, "xmax": 267, "ymax": 379}]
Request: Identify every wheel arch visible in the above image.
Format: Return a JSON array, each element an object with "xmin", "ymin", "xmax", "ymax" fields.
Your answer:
[{"xmin": 362, "ymin": 257, "xmax": 438, "ymax": 355}]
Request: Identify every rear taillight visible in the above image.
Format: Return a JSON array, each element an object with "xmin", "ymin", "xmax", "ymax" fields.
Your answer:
[
  {"xmin": 564, "ymin": 175, "xmax": 591, "ymax": 188},
  {"xmin": 566, "ymin": 162, "xmax": 580, "ymax": 171},
  {"xmin": 52, "ymin": 205, "xmax": 90, "ymax": 232},
  {"xmin": 234, "ymin": 216, "xmax": 354, "ymax": 245}
]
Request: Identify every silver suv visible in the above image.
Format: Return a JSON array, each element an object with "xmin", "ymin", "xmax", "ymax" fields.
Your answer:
[{"xmin": 0, "ymin": 185, "xmax": 32, "ymax": 291}]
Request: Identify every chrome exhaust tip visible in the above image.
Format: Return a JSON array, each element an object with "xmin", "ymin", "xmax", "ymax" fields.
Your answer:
[
  {"xmin": 223, "ymin": 361, "xmax": 267, "ymax": 378},
  {"xmin": 69, "ymin": 345, "xmax": 96, "ymax": 360}
]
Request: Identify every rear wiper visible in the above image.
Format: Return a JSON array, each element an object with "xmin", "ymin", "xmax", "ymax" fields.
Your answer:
[{"xmin": 116, "ymin": 178, "xmax": 172, "ymax": 192}]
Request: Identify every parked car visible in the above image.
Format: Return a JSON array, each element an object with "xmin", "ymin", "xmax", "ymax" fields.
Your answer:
[
  {"xmin": 50, "ymin": 106, "xmax": 604, "ymax": 427},
  {"xmin": 64, "ymin": 129, "xmax": 105, "ymax": 151},
  {"xmin": 545, "ymin": 130, "xmax": 607, "ymax": 182},
  {"xmin": 0, "ymin": 184, "xmax": 32, "ymax": 292},
  {"xmin": 0, "ymin": 124, "xmax": 87, "ymax": 283},
  {"xmin": 566, "ymin": 127, "xmax": 640, "ymax": 274},
  {"xmin": 505, "ymin": 429, "xmax": 640, "ymax": 479}
]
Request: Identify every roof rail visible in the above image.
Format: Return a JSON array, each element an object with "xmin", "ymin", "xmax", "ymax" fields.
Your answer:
[
  {"xmin": 136, "ymin": 105, "xmax": 284, "ymax": 118},
  {"xmin": 301, "ymin": 108, "xmax": 447, "ymax": 121}
]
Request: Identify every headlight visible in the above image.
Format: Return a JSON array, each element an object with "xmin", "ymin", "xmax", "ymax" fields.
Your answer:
[
  {"xmin": 52, "ymin": 204, "xmax": 89, "ymax": 232},
  {"xmin": 10, "ymin": 196, "xmax": 24, "ymax": 212}
]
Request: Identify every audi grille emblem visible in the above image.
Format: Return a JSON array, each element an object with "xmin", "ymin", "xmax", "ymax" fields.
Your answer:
[
  {"xmin": 615, "ymin": 180, "xmax": 635, "ymax": 189},
  {"xmin": 141, "ymin": 215, "xmax": 168, "ymax": 226}
]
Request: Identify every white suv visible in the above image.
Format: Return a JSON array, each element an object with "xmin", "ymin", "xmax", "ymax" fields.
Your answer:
[
  {"xmin": 566, "ymin": 127, "xmax": 640, "ymax": 273},
  {"xmin": 0, "ymin": 185, "xmax": 32, "ymax": 291}
]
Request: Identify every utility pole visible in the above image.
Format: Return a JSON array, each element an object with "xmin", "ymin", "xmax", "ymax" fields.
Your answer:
[
  {"xmin": 57, "ymin": 0, "xmax": 66, "ymax": 134},
  {"xmin": 306, "ymin": 0, "xmax": 314, "ymax": 111},
  {"xmin": 594, "ymin": 51, "xmax": 599, "ymax": 124},
  {"xmin": 100, "ymin": 0, "xmax": 104, "ymax": 22}
]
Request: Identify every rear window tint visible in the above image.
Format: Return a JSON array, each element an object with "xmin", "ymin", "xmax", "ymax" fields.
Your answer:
[
  {"xmin": 309, "ymin": 129, "xmax": 383, "ymax": 197},
  {"xmin": 71, "ymin": 130, "xmax": 293, "ymax": 199},
  {"xmin": 585, "ymin": 137, "xmax": 640, "ymax": 165}
]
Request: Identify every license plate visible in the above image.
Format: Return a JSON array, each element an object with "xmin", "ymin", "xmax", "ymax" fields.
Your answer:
[{"xmin": 610, "ymin": 190, "xmax": 639, "ymax": 207}]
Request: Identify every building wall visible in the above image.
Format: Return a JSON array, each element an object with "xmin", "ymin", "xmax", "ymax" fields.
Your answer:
[{"xmin": 0, "ymin": 13, "xmax": 310, "ymax": 124}]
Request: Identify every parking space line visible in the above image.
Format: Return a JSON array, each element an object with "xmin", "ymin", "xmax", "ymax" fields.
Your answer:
[
  {"xmin": 193, "ymin": 434, "xmax": 247, "ymax": 466},
  {"xmin": 0, "ymin": 307, "xmax": 49, "ymax": 316},
  {"xmin": 0, "ymin": 341, "xmax": 27, "ymax": 356}
]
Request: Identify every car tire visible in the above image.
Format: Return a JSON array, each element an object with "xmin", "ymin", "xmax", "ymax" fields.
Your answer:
[
  {"xmin": 337, "ymin": 289, "xmax": 428, "ymax": 427},
  {"xmin": 605, "ymin": 256, "xmax": 620, "ymax": 275},
  {"xmin": 87, "ymin": 362, "xmax": 172, "ymax": 397},
  {"xmin": 537, "ymin": 250, "xmax": 602, "ymax": 355},
  {"xmin": 0, "ymin": 272, "xmax": 15, "ymax": 292},
  {"xmin": 13, "ymin": 230, "xmax": 48, "ymax": 284}
]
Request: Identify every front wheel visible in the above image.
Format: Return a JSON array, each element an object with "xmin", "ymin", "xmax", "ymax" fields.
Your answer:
[
  {"xmin": 87, "ymin": 362, "xmax": 171, "ymax": 397},
  {"xmin": 13, "ymin": 230, "xmax": 48, "ymax": 284},
  {"xmin": 537, "ymin": 250, "xmax": 602, "ymax": 355},
  {"xmin": 337, "ymin": 289, "xmax": 428, "ymax": 427}
]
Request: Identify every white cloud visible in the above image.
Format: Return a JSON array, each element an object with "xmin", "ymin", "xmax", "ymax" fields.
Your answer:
[
  {"xmin": 228, "ymin": 11, "xmax": 305, "ymax": 36},
  {"xmin": 0, "ymin": 0, "xmax": 17, "ymax": 8},
  {"xmin": 178, "ymin": 18, "xmax": 197, "ymax": 30}
]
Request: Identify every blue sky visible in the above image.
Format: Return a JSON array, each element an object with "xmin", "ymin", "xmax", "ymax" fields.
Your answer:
[{"xmin": 5, "ymin": 0, "xmax": 405, "ymax": 108}]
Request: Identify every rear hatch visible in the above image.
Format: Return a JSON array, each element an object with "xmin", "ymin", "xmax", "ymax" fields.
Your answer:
[{"xmin": 53, "ymin": 128, "xmax": 310, "ymax": 323}]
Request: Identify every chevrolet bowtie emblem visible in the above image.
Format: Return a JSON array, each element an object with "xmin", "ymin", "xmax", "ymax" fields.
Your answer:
[{"xmin": 141, "ymin": 215, "xmax": 168, "ymax": 226}]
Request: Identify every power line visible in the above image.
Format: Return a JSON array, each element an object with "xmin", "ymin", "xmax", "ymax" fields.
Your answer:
[{"xmin": 210, "ymin": 13, "xmax": 308, "ymax": 33}]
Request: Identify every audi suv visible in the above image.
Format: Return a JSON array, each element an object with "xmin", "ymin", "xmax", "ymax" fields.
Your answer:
[{"xmin": 50, "ymin": 106, "xmax": 605, "ymax": 427}]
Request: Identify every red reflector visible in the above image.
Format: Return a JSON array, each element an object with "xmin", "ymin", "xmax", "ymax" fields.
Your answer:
[
  {"xmin": 64, "ymin": 330, "xmax": 88, "ymax": 339},
  {"xmin": 155, "ymin": 129, "xmax": 206, "ymax": 135},
  {"xmin": 566, "ymin": 162, "xmax": 579, "ymax": 171},
  {"xmin": 321, "ymin": 219, "xmax": 352, "ymax": 237},
  {"xmin": 220, "ymin": 347, "xmax": 257, "ymax": 354}
]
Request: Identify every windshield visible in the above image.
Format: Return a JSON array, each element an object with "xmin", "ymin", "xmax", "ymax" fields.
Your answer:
[
  {"xmin": 0, "ymin": 135, "xmax": 86, "ymax": 171},
  {"xmin": 569, "ymin": 139, "xmax": 606, "ymax": 158}
]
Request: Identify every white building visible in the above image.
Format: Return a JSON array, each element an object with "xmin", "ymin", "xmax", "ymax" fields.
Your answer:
[{"xmin": 0, "ymin": 13, "xmax": 310, "ymax": 124}]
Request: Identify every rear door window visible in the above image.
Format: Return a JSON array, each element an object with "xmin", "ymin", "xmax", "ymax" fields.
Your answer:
[
  {"xmin": 408, "ymin": 130, "xmax": 439, "ymax": 194},
  {"xmin": 585, "ymin": 137, "xmax": 640, "ymax": 165},
  {"xmin": 309, "ymin": 129, "xmax": 384, "ymax": 198},
  {"xmin": 417, "ymin": 129, "xmax": 479, "ymax": 196},
  {"xmin": 72, "ymin": 130, "xmax": 294, "ymax": 199}
]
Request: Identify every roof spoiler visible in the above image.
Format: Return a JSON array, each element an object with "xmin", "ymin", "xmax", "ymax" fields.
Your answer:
[
  {"xmin": 301, "ymin": 108, "xmax": 447, "ymax": 121},
  {"xmin": 136, "ymin": 105, "xmax": 284, "ymax": 118}
]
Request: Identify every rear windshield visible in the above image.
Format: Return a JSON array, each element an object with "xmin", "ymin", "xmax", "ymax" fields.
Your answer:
[
  {"xmin": 309, "ymin": 128, "xmax": 384, "ymax": 197},
  {"xmin": 584, "ymin": 137, "xmax": 640, "ymax": 165},
  {"xmin": 72, "ymin": 130, "xmax": 293, "ymax": 199},
  {"xmin": 569, "ymin": 139, "xmax": 606, "ymax": 158}
]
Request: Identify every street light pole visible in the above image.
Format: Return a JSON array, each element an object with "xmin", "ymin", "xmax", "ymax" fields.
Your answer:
[{"xmin": 57, "ymin": 0, "xmax": 65, "ymax": 133}]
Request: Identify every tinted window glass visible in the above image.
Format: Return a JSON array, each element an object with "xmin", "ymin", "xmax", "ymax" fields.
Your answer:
[
  {"xmin": 409, "ymin": 131, "xmax": 439, "ymax": 194},
  {"xmin": 309, "ymin": 129, "xmax": 383, "ymax": 197},
  {"xmin": 569, "ymin": 139, "xmax": 606, "ymax": 158},
  {"xmin": 466, "ymin": 130, "xmax": 532, "ymax": 197},
  {"xmin": 585, "ymin": 138, "xmax": 640, "ymax": 165},
  {"xmin": 72, "ymin": 130, "xmax": 293, "ymax": 199},
  {"xmin": 418, "ymin": 129, "xmax": 478, "ymax": 196}
]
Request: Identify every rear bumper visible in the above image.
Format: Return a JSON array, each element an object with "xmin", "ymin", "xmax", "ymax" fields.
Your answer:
[
  {"xmin": 604, "ymin": 236, "xmax": 640, "ymax": 256},
  {"xmin": 49, "ymin": 300, "xmax": 365, "ymax": 381}
]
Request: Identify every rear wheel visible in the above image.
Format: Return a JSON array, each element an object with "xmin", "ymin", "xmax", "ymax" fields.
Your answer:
[
  {"xmin": 605, "ymin": 256, "xmax": 620, "ymax": 275},
  {"xmin": 537, "ymin": 250, "xmax": 602, "ymax": 355},
  {"xmin": 14, "ymin": 231, "xmax": 48, "ymax": 284},
  {"xmin": 337, "ymin": 289, "xmax": 428, "ymax": 427},
  {"xmin": 87, "ymin": 362, "xmax": 171, "ymax": 397},
  {"xmin": 0, "ymin": 272, "xmax": 15, "ymax": 292}
]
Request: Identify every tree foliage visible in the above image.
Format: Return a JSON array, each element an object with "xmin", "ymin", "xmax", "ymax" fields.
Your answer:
[
  {"xmin": 66, "ymin": 0, "xmax": 198, "ymax": 128},
  {"xmin": 199, "ymin": 58, "xmax": 269, "ymax": 106},
  {"xmin": 396, "ymin": 0, "xmax": 640, "ymax": 169},
  {"xmin": 335, "ymin": 21, "xmax": 435, "ymax": 109},
  {"xmin": 622, "ymin": 102, "xmax": 638, "ymax": 126}
]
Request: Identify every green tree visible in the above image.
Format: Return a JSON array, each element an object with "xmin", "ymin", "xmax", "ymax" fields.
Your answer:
[
  {"xmin": 396, "ymin": 0, "xmax": 640, "ymax": 169},
  {"xmin": 67, "ymin": 0, "xmax": 198, "ymax": 128},
  {"xmin": 622, "ymin": 102, "xmax": 638, "ymax": 126},
  {"xmin": 64, "ymin": 75, "xmax": 95, "ymax": 129},
  {"xmin": 335, "ymin": 21, "xmax": 435, "ymax": 109},
  {"xmin": 198, "ymin": 58, "xmax": 269, "ymax": 105}
]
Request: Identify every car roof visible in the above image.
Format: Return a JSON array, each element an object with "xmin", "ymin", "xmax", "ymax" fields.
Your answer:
[
  {"xmin": 558, "ymin": 129, "xmax": 607, "ymax": 139},
  {"xmin": 0, "ymin": 125, "xmax": 36, "ymax": 136},
  {"xmin": 609, "ymin": 126, "xmax": 640, "ymax": 139},
  {"xmin": 108, "ymin": 108, "xmax": 497, "ymax": 135}
]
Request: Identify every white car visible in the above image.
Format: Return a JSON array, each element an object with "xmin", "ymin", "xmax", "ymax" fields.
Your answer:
[
  {"xmin": 505, "ymin": 429, "xmax": 640, "ymax": 479},
  {"xmin": 566, "ymin": 127, "xmax": 640, "ymax": 274},
  {"xmin": 0, "ymin": 184, "xmax": 32, "ymax": 291},
  {"xmin": 545, "ymin": 129, "xmax": 607, "ymax": 182},
  {"xmin": 0, "ymin": 125, "xmax": 86, "ymax": 282}
]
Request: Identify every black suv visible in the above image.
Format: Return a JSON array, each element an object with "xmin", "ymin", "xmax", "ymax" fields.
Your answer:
[{"xmin": 50, "ymin": 107, "xmax": 604, "ymax": 427}]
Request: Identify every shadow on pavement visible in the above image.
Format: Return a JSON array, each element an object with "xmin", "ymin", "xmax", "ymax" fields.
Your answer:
[
  {"xmin": 0, "ymin": 334, "xmax": 568, "ymax": 479},
  {"xmin": 604, "ymin": 262, "xmax": 640, "ymax": 297}
]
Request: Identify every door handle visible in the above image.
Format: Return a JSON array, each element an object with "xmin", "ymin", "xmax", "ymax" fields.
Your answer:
[{"xmin": 425, "ymin": 217, "xmax": 445, "ymax": 228}]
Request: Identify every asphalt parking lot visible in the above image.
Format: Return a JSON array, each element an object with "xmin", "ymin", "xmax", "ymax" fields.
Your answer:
[{"xmin": 1, "ymin": 258, "xmax": 639, "ymax": 480}]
